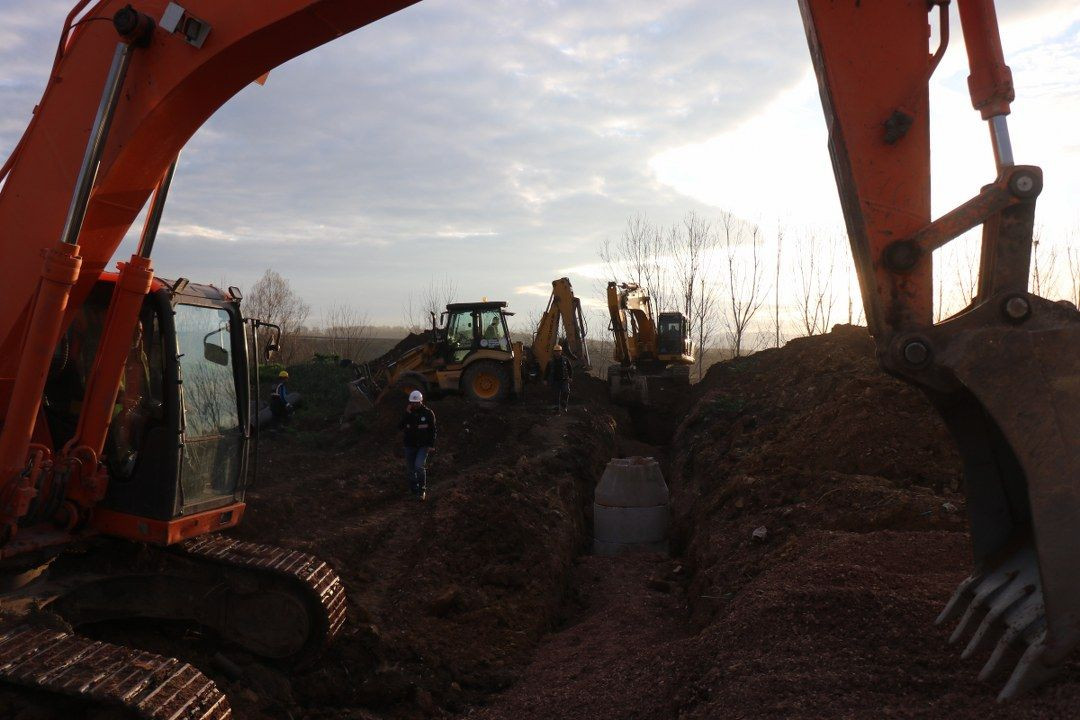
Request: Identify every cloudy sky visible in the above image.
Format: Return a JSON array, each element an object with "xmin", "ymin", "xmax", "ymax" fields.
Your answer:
[{"xmin": 1, "ymin": 1, "xmax": 1078, "ymax": 327}]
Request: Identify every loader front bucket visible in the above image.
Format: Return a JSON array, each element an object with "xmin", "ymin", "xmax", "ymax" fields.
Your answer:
[
  {"xmin": 925, "ymin": 297, "xmax": 1080, "ymax": 700},
  {"xmin": 341, "ymin": 379, "xmax": 375, "ymax": 423}
]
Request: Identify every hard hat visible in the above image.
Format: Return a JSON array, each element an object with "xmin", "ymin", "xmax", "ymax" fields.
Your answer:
[
  {"xmin": 408, "ymin": 390, "xmax": 424, "ymax": 403},
  {"xmin": 278, "ymin": 370, "xmax": 289, "ymax": 379},
  {"xmin": 553, "ymin": 344, "xmax": 563, "ymax": 351}
]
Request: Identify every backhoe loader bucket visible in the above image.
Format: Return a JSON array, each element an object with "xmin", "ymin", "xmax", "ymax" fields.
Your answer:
[
  {"xmin": 925, "ymin": 298, "xmax": 1080, "ymax": 700},
  {"xmin": 342, "ymin": 380, "xmax": 376, "ymax": 422}
]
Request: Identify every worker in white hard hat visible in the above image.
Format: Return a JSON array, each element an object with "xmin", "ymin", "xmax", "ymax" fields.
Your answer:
[{"xmin": 398, "ymin": 388, "xmax": 437, "ymax": 500}]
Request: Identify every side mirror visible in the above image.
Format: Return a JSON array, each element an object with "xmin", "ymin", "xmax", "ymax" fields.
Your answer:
[
  {"xmin": 254, "ymin": 320, "xmax": 282, "ymax": 362},
  {"xmin": 204, "ymin": 341, "xmax": 230, "ymax": 366}
]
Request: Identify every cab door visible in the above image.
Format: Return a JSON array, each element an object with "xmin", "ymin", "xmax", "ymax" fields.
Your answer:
[{"xmin": 444, "ymin": 310, "xmax": 477, "ymax": 365}]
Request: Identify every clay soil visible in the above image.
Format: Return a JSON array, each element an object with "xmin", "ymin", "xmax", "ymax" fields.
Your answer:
[{"xmin": 9, "ymin": 326, "xmax": 1079, "ymax": 719}]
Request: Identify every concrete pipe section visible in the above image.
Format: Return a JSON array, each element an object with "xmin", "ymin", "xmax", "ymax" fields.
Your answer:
[{"xmin": 593, "ymin": 456, "xmax": 669, "ymax": 556}]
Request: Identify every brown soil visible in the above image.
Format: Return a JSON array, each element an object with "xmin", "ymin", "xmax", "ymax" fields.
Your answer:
[
  {"xmin": 11, "ymin": 326, "xmax": 1079, "ymax": 719},
  {"xmin": 222, "ymin": 377, "xmax": 621, "ymax": 719},
  {"xmin": 657, "ymin": 325, "xmax": 1080, "ymax": 718}
]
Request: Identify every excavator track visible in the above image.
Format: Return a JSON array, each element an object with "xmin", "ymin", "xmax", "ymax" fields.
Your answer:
[
  {"xmin": 0, "ymin": 624, "xmax": 230, "ymax": 719},
  {"xmin": 175, "ymin": 535, "xmax": 348, "ymax": 658}
]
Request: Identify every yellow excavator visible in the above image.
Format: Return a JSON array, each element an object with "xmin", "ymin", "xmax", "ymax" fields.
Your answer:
[{"xmin": 606, "ymin": 281, "xmax": 694, "ymax": 405}]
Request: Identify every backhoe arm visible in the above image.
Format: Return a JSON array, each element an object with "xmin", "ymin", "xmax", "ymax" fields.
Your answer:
[
  {"xmin": 532, "ymin": 278, "xmax": 590, "ymax": 373},
  {"xmin": 800, "ymin": 0, "xmax": 1080, "ymax": 699}
]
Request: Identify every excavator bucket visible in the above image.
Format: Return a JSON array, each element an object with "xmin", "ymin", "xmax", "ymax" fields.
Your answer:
[
  {"xmin": 928, "ymin": 300, "xmax": 1080, "ymax": 700},
  {"xmin": 607, "ymin": 366, "xmax": 650, "ymax": 407},
  {"xmin": 798, "ymin": 0, "xmax": 1080, "ymax": 697}
]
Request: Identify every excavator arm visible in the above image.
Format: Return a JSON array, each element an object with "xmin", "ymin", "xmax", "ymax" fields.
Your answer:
[
  {"xmin": 532, "ymin": 277, "xmax": 590, "ymax": 374},
  {"xmin": 801, "ymin": 0, "xmax": 1080, "ymax": 699},
  {"xmin": 0, "ymin": 0, "xmax": 418, "ymax": 547}
]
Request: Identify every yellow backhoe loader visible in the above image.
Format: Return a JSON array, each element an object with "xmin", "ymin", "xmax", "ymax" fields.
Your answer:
[{"xmin": 344, "ymin": 300, "xmax": 525, "ymax": 417}]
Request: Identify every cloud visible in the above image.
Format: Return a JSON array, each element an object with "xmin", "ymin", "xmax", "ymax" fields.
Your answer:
[
  {"xmin": 513, "ymin": 282, "xmax": 552, "ymax": 298},
  {"xmin": 2, "ymin": 0, "xmax": 1076, "ymax": 326}
]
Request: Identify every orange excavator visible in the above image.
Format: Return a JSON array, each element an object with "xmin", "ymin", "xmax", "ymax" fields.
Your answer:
[
  {"xmin": 799, "ymin": 0, "xmax": 1080, "ymax": 700},
  {"xmin": 0, "ymin": 2, "xmax": 423, "ymax": 716},
  {"xmin": 0, "ymin": 0, "xmax": 1074, "ymax": 712}
]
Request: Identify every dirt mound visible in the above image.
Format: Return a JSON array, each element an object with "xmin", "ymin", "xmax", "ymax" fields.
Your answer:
[
  {"xmin": 659, "ymin": 325, "xmax": 1080, "ymax": 717},
  {"xmin": 370, "ymin": 331, "xmax": 432, "ymax": 367},
  {"xmin": 229, "ymin": 386, "xmax": 619, "ymax": 718}
]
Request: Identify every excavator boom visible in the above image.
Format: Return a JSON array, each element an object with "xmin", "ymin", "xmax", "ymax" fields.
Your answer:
[{"xmin": 801, "ymin": 0, "xmax": 1080, "ymax": 699}]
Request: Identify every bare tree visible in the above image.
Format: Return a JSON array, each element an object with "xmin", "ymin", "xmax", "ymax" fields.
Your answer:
[
  {"xmin": 955, "ymin": 241, "xmax": 979, "ymax": 308},
  {"xmin": 1066, "ymin": 229, "xmax": 1080, "ymax": 306},
  {"xmin": 403, "ymin": 275, "xmax": 458, "ymax": 333},
  {"xmin": 600, "ymin": 213, "xmax": 674, "ymax": 314},
  {"xmin": 1031, "ymin": 228, "xmax": 1061, "ymax": 299},
  {"xmin": 670, "ymin": 212, "xmax": 723, "ymax": 378},
  {"xmin": 794, "ymin": 230, "xmax": 837, "ymax": 336},
  {"xmin": 245, "ymin": 269, "xmax": 311, "ymax": 364},
  {"xmin": 320, "ymin": 303, "xmax": 371, "ymax": 362},
  {"xmin": 773, "ymin": 224, "xmax": 784, "ymax": 347},
  {"xmin": 721, "ymin": 213, "xmax": 766, "ymax": 357}
]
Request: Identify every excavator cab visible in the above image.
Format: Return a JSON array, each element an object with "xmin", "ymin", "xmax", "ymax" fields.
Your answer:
[
  {"xmin": 43, "ymin": 276, "xmax": 250, "ymax": 545},
  {"xmin": 657, "ymin": 312, "xmax": 691, "ymax": 359}
]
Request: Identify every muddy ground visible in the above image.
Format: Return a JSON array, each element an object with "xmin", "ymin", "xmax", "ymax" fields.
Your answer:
[
  {"xmin": 8, "ymin": 326, "xmax": 1080, "ymax": 719},
  {"xmin": 217, "ymin": 326, "xmax": 1080, "ymax": 719}
]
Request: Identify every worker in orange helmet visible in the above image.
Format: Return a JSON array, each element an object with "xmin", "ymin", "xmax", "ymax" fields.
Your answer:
[{"xmin": 269, "ymin": 369, "xmax": 294, "ymax": 424}]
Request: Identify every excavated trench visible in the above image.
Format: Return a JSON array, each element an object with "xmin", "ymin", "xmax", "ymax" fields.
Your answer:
[{"xmin": 18, "ymin": 327, "xmax": 1074, "ymax": 719}]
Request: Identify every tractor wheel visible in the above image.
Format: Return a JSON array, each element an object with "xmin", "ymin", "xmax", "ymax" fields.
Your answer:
[
  {"xmin": 462, "ymin": 361, "xmax": 512, "ymax": 403},
  {"xmin": 392, "ymin": 372, "xmax": 429, "ymax": 399}
]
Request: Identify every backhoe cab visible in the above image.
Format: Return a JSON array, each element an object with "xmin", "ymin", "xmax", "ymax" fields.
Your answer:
[
  {"xmin": 346, "ymin": 301, "xmax": 524, "ymax": 414},
  {"xmin": 606, "ymin": 282, "xmax": 694, "ymax": 406}
]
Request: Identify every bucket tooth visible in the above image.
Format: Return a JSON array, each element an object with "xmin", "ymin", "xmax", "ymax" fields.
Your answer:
[
  {"xmin": 935, "ymin": 543, "xmax": 1065, "ymax": 700},
  {"xmin": 999, "ymin": 629, "xmax": 1059, "ymax": 701},
  {"xmin": 947, "ymin": 568, "xmax": 1016, "ymax": 645},
  {"xmin": 963, "ymin": 567, "xmax": 1037, "ymax": 660},
  {"xmin": 937, "ymin": 575, "xmax": 977, "ymax": 626}
]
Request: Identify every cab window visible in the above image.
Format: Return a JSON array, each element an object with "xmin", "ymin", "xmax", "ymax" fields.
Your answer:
[
  {"xmin": 174, "ymin": 304, "xmax": 241, "ymax": 508},
  {"xmin": 479, "ymin": 310, "xmax": 508, "ymax": 350},
  {"xmin": 446, "ymin": 310, "xmax": 475, "ymax": 363}
]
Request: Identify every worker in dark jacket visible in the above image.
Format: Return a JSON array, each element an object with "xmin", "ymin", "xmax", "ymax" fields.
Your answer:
[
  {"xmin": 398, "ymin": 390, "xmax": 436, "ymax": 500},
  {"xmin": 544, "ymin": 345, "xmax": 573, "ymax": 413},
  {"xmin": 269, "ymin": 370, "xmax": 294, "ymax": 423}
]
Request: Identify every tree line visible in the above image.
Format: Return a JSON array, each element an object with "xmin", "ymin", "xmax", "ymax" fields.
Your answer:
[{"xmin": 245, "ymin": 216, "xmax": 1079, "ymax": 374}]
